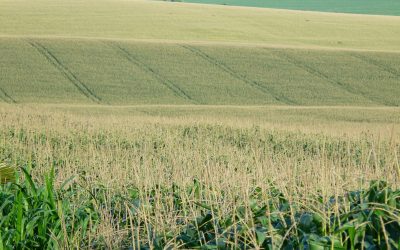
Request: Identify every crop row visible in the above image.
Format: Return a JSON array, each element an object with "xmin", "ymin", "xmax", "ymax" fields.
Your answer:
[{"xmin": 1, "ymin": 39, "xmax": 399, "ymax": 105}]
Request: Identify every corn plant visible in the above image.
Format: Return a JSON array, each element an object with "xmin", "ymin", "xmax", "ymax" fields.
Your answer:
[{"xmin": 0, "ymin": 166, "xmax": 100, "ymax": 249}]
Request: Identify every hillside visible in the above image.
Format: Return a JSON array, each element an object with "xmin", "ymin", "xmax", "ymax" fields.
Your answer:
[
  {"xmin": 0, "ymin": 38, "xmax": 399, "ymax": 106},
  {"xmin": 0, "ymin": 0, "xmax": 399, "ymax": 106},
  {"xmin": 181, "ymin": 0, "xmax": 400, "ymax": 16},
  {"xmin": 0, "ymin": 0, "xmax": 399, "ymax": 51}
]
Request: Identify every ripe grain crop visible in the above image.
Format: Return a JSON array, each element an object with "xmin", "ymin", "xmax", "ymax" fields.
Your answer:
[{"xmin": 0, "ymin": 106, "xmax": 399, "ymax": 248}]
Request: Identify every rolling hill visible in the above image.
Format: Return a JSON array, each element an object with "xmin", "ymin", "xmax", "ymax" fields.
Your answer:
[
  {"xmin": 1, "ymin": 38, "xmax": 399, "ymax": 106},
  {"xmin": 0, "ymin": 0, "xmax": 399, "ymax": 106},
  {"xmin": 181, "ymin": 0, "xmax": 400, "ymax": 16}
]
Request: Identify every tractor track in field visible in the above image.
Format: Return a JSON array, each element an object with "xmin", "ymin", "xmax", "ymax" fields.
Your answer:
[
  {"xmin": 0, "ymin": 87, "xmax": 16, "ymax": 103},
  {"xmin": 27, "ymin": 40, "xmax": 102, "ymax": 104},
  {"xmin": 350, "ymin": 53, "xmax": 400, "ymax": 78},
  {"xmin": 180, "ymin": 45, "xmax": 295, "ymax": 105},
  {"xmin": 271, "ymin": 50, "xmax": 390, "ymax": 106},
  {"xmin": 106, "ymin": 42, "xmax": 196, "ymax": 104}
]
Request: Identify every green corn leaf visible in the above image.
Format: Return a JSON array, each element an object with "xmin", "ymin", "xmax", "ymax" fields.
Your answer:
[
  {"xmin": 45, "ymin": 166, "xmax": 57, "ymax": 211},
  {"xmin": 0, "ymin": 229, "xmax": 3, "ymax": 250},
  {"xmin": 309, "ymin": 242, "xmax": 326, "ymax": 250},
  {"xmin": 16, "ymin": 191, "xmax": 24, "ymax": 243},
  {"xmin": 20, "ymin": 167, "xmax": 37, "ymax": 196},
  {"xmin": 256, "ymin": 228, "xmax": 267, "ymax": 246}
]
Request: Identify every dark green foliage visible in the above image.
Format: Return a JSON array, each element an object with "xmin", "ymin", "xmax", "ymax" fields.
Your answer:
[
  {"xmin": 0, "ymin": 167, "xmax": 99, "ymax": 249},
  {"xmin": 175, "ymin": 180, "xmax": 400, "ymax": 249}
]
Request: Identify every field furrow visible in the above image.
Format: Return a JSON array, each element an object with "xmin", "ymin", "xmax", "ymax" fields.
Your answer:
[
  {"xmin": 0, "ymin": 87, "xmax": 16, "ymax": 103},
  {"xmin": 28, "ymin": 41, "xmax": 102, "ymax": 103},
  {"xmin": 108, "ymin": 42, "xmax": 196, "ymax": 104},
  {"xmin": 351, "ymin": 53, "xmax": 400, "ymax": 79},
  {"xmin": 0, "ymin": 39, "xmax": 398, "ymax": 106},
  {"xmin": 180, "ymin": 45, "xmax": 290, "ymax": 104},
  {"xmin": 272, "ymin": 50, "xmax": 387, "ymax": 106}
]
